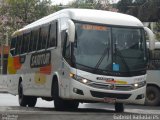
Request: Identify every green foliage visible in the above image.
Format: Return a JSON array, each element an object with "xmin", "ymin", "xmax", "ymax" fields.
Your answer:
[
  {"xmin": 0, "ymin": 0, "xmax": 52, "ymax": 45},
  {"xmin": 116, "ymin": 0, "xmax": 133, "ymax": 13},
  {"xmin": 116, "ymin": 0, "xmax": 146, "ymax": 13},
  {"xmin": 155, "ymin": 22, "xmax": 160, "ymax": 41},
  {"xmin": 69, "ymin": 0, "xmax": 97, "ymax": 9},
  {"xmin": 49, "ymin": 5, "xmax": 61, "ymax": 13},
  {"xmin": 116, "ymin": 0, "xmax": 160, "ymax": 22},
  {"xmin": 134, "ymin": 0, "xmax": 146, "ymax": 5},
  {"xmin": 5, "ymin": 0, "xmax": 51, "ymax": 24},
  {"xmin": 69, "ymin": 0, "xmax": 114, "ymax": 10}
]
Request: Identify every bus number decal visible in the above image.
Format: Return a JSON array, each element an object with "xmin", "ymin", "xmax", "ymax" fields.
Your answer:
[{"xmin": 30, "ymin": 51, "xmax": 51, "ymax": 68}]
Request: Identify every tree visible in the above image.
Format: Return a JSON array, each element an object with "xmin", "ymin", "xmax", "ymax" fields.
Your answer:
[
  {"xmin": 116, "ymin": 0, "xmax": 133, "ymax": 13},
  {"xmin": 5, "ymin": 0, "xmax": 52, "ymax": 25},
  {"xmin": 134, "ymin": 0, "xmax": 146, "ymax": 5},
  {"xmin": 116, "ymin": 0, "xmax": 160, "ymax": 22},
  {"xmin": 69, "ymin": 0, "xmax": 117, "ymax": 11},
  {"xmin": 0, "ymin": 0, "xmax": 52, "ymax": 44},
  {"xmin": 0, "ymin": 0, "xmax": 14, "ymax": 45}
]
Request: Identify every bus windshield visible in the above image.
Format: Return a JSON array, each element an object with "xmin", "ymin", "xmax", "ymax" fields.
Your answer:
[{"xmin": 73, "ymin": 22, "xmax": 147, "ymax": 76}]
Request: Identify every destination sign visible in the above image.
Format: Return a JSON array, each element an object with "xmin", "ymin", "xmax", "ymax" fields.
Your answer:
[{"xmin": 81, "ymin": 24, "xmax": 108, "ymax": 31}]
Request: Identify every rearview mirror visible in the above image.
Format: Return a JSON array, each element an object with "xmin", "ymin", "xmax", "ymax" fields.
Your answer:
[{"xmin": 68, "ymin": 20, "xmax": 75, "ymax": 43}]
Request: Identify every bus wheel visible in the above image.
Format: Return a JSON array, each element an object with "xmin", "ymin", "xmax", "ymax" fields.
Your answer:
[
  {"xmin": 52, "ymin": 80, "xmax": 79, "ymax": 111},
  {"xmin": 18, "ymin": 82, "xmax": 27, "ymax": 107},
  {"xmin": 145, "ymin": 86, "xmax": 160, "ymax": 106},
  {"xmin": 18, "ymin": 82, "xmax": 37, "ymax": 107},
  {"xmin": 115, "ymin": 103, "xmax": 124, "ymax": 112},
  {"xmin": 27, "ymin": 97, "xmax": 37, "ymax": 107}
]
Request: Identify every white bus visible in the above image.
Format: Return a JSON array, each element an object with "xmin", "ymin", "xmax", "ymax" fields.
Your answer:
[
  {"xmin": 145, "ymin": 42, "xmax": 160, "ymax": 106},
  {"xmin": 7, "ymin": 9, "xmax": 154, "ymax": 112}
]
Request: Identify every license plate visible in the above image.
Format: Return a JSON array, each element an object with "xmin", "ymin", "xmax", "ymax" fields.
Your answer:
[{"xmin": 104, "ymin": 97, "xmax": 116, "ymax": 103}]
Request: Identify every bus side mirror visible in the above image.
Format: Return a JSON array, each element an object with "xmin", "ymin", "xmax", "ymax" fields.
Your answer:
[
  {"xmin": 144, "ymin": 27, "xmax": 155, "ymax": 50},
  {"xmin": 68, "ymin": 20, "xmax": 75, "ymax": 43}
]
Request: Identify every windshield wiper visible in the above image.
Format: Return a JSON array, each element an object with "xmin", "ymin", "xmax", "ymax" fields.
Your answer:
[
  {"xmin": 114, "ymin": 46, "xmax": 130, "ymax": 73},
  {"xmin": 75, "ymin": 62, "xmax": 95, "ymax": 70},
  {"xmin": 93, "ymin": 44, "xmax": 110, "ymax": 73}
]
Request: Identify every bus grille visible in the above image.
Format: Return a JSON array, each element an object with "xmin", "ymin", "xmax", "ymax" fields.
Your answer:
[
  {"xmin": 88, "ymin": 83, "xmax": 133, "ymax": 91},
  {"xmin": 90, "ymin": 91, "xmax": 131, "ymax": 99}
]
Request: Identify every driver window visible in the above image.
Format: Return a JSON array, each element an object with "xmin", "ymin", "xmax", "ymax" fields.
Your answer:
[{"xmin": 62, "ymin": 30, "xmax": 71, "ymax": 61}]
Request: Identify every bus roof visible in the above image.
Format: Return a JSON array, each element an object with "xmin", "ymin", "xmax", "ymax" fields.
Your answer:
[{"xmin": 13, "ymin": 9, "xmax": 144, "ymax": 36}]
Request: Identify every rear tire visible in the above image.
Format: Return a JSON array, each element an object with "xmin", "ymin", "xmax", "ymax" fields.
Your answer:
[
  {"xmin": 52, "ymin": 80, "xmax": 79, "ymax": 111},
  {"xmin": 115, "ymin": 103, "xmax": 124, "ymax": 112},
  {"xmin": 18, "ymin": 82, "xmax": 37, "ymax": 107},
  {"xmin": 145, "ymin": 86, "xmax": 160, "ymax": 106},
  {"xmin": 18, "ymin": 82, "xmax": 27, "ymax": 107}
]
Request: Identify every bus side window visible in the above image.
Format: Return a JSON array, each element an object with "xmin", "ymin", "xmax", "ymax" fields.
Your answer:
[
  {"xmin": 40, "ymin": 25, "xmax": 49, "ymax": 50},
  {"xmin": 31, "ymin": 30, "xmax": 39, "ymax": 51},
  {"xmin": 35, "ymin": 29, "xmax": 39, "ymax": 51},
  {"xmin": 10, "ymin": 37, "xmax": 17, "ymax": 56},
  {"xmin": 22, "ymin": 33, "xmax": 29, "ymax": 54},
  {"xmin": 61, "ymin": 30, "xmax": 67, "ymax": 56},
  {"xmin": 37, "ymin": 28, "xmax": 42, "ymax": 50},
  {"xmin": 15, "ymin": 36, "xmax": 22, "ymax": 55},
  {"xmin": 24, "ymin": 33, "xmax": 30, "ymax": 53},
  {"xmin": 19, "ymin": 35, "xmax": 23, "ymax": 54},
  {"xmin": 29, "ymin": 32, "xmax": 33, "ymax": 52},
  {"xmin": 47, "ymin": 22, "xmax": 57, "ymax": 48},
  {"xmin": 15, "ymin": 37, "xmax": 18, "ymax": 55},
  {"xmin": 21, "ymin": 35, "xmax": 25, "ymax": 54}
]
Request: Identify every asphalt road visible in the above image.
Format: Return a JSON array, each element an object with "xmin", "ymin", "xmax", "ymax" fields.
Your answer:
[{"xmin": 0, "ymin": 93, "xmax": 160, "ymax": 120}]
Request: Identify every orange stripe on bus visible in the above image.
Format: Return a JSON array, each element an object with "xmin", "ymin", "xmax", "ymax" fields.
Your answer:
[
  {"xmin": 39, "ymin": 65, "xmax": 52, "ymax": 75},
  {"xmin": 13, "ymin": 56, "xmax": 22, "ymax": 70}
]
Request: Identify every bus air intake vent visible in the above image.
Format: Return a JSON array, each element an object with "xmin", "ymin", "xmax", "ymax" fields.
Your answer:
[
  {"xmin": 90, "ymin": 91, "xmax": 131, "ymax": 99},
  {"xmin": 89, "ymin": 83, "xmax": 133, "ymax": 91}
]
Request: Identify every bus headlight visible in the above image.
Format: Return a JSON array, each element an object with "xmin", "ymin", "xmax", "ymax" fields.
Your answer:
[
  {"xmin": 134, "ymin": 83, "xmax": 139, "ymax": 87},
  {"xmin": 70, "ymin": 73, "xmax": 92, "ymax": 84},
  {"xmin": 133, "ymin": 81, "xmax": 146, "ymax": 89},
  {"xmin": 82, "ymin": 79, "xmax": 88, "ymax": 84}
]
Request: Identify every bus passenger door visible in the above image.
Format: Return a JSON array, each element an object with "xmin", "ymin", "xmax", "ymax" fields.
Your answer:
[{"xmin": 60, "ymin": 30, "xmax": 71, "ymax": 98}]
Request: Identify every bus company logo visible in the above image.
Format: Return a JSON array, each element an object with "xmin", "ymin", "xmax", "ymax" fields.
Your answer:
[
  {"xmin": 30, "ymin": 51, "xmax": 51, "ymax": 68},
  {"xmin": 97, "ymin": 77, "xmax": 114, "ymax": 81}
]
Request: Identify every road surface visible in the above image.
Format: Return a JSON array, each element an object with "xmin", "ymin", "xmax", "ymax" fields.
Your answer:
[{"xmin": 0, "ymin": 93, "xmax": 160, "ymax": 120}]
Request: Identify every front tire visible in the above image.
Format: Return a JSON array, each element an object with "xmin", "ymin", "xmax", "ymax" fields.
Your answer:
[
  {"xmin": 145, "ymin": 86, "xmax": 160, "ymax": 106},
  {"xmin": 52, "ymin": 80, "xmax": 79, "ymax": 111},
  {"xmin": 115, "ymin": 103, "xmax": 124, "ymax": 112},
  {"xmin": 27, "ymin": 97, "xmax": 37, "ymax": 107},
  {"xmin": 18, "ymin": 82, "xmax": 37, "ymax": 107}
]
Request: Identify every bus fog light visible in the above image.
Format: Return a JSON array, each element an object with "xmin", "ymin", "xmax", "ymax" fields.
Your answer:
[
  {"xmin": 73, "ymin": 88, "xmax": 84, "ymax": 95},
  {"xmin": 73, "ymin": 88, "xmax": 78, "ymax": 93}
]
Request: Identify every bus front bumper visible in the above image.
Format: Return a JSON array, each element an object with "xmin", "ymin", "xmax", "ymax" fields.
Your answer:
[{"xmin": 70, "ymin": 79, "xmax": 146, "ymax": 104}]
